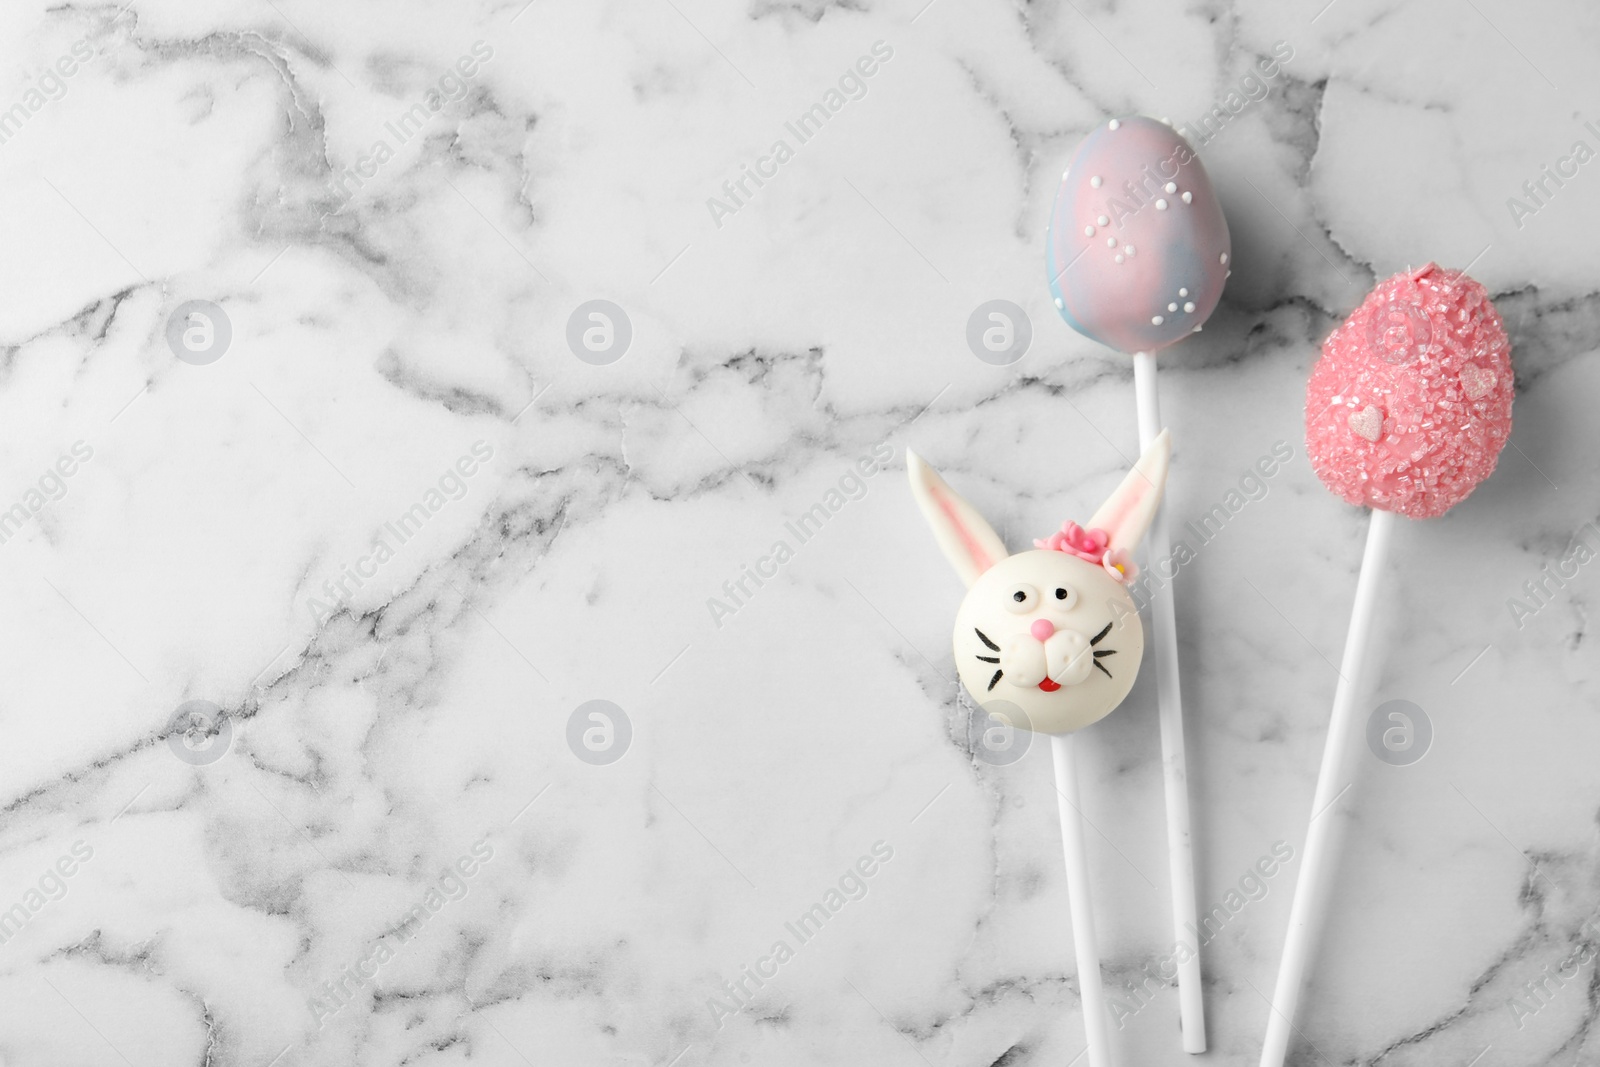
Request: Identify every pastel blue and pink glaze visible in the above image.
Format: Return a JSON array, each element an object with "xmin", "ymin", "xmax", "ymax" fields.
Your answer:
[{"xmin": 1046, "ymin": 116, "xmax": 1231, "ymax": 354}]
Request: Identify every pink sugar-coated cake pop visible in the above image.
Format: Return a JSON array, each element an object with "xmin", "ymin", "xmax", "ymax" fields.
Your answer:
[{"xmin": 1306, "ymin": 264, "xmax": 1513, "ymax": 520}]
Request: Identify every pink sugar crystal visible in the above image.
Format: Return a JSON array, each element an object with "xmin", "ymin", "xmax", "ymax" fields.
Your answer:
[{"xmin": 1305, "ymin": 264, "xmax": 1513, "ymax": 519}]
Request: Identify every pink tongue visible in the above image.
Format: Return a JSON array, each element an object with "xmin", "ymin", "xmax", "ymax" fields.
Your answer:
[{"xmin": 1038, "ymin": 679, "xmax": 1061, "ymax": 692}]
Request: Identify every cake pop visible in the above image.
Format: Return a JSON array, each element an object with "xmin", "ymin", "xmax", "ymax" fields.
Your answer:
[
  {"xmin": 909, "ymin": 431, "xmax": 1170, "ymax": 1067},
  {"xmin": 1260, "ymin": 264, "xmax": 1513, "ymax": 1067},
  {"xmin": 1306, "ymin": 264, "xmax": 1513, "ymax": 518},
  {"xmin": 1047, "ymin": 115, "xmax": 1231, "ymax": 353},
  {"xmin": 1045, "ymin": 115, "xmax": 1230, "ymax": 1052}
]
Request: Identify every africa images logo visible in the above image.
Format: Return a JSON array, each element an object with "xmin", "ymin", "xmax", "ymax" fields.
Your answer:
[
  {"xmin": 705, "ymin": 441, "xmax": 895, "ymax": 628},
  {"xmin": 704, "ymin": 41, "xmax": 894, "ymax": 229},
  {"xmin": 305, "ymin": 441, "xmax": 494, "ymax": 624},
  {"xmin": 330, "ymin": 42, "xmax": 495, "ymax": 202},
  {"xmin": 310, "ymin": 838, "xmax": 494, "ymax": 1027},
  {"xmin": 706, "ymin": 841, "xmax": 893, "ymax": 1029},
  {"xmin": 0, "ymin": 441, "xmax": 94, "ymax": 548}
]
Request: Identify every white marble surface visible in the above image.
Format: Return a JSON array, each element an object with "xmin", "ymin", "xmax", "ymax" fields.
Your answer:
[{"xmin": 0, "ymin": 1, "xmax": 1597, "ymax": 1065}]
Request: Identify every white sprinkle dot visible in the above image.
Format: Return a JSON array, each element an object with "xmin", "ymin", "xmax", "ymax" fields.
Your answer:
[
  {"xmin": 1062, "ymin": 170, "xmax": 1070, "ymax": 182},
  {"xmin": 1178, "ymin": 287, "xmax": 1188, "ymax": 297},
  {"xmin": 1165, "ymin": 182, "xmax": 1176, "ymax": 194},
  {"xmin": 1097, "ymin": 215, "xmax": 1109, "ymax": 226},
  {"xmin": 1156, "ymin": 199, "xmax": 1168, "ymax": 210},
  {"xmin": 1184, "ymin": 301, "xmax": 1196, "ymax": 313},
  {"xmin": 1084, "ymin": 225, "xmax": 1096, "ymax": 237},
  {"xmin": 1182, "ymin": 191, "xmax": 1193, "ymax": 204},
  {"xmin": 1054, "ymin": 296, "xmax": 1064, "ymax": 308},
  {"xmin": 1193, "ymin": 325, "xmax": 1202, "ymax": 333},
  {"xmin": 1106, "ymin": 237, "xmax": 1116, "ymax": 247},
  {"xmin": 1220, "ymin": 252, "xmax": 1229, "ymax": 264},
  {"xmin": 1108, "ymin": 119, "xmax": 1120, "ymax": 130},
  {"xmin": 1090, "ymin": 176, "xmax": 1103, "ymax": 188},
  {"xmin": 1114, "ymin": 254, "xmax": 1125, "ymax": 264},
  {"xmin": 1152, "ymin": 315, "xmax": 1164, "ymax": 325},
  {"xmin": 1168, "ymin": 303, "xmax": 1178, "ymax": 312},
  {"xmin": 1124, "ymin": 245, "xmax": 1135, "ymax": 255}
]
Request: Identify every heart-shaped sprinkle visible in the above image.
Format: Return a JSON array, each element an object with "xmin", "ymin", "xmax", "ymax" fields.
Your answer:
[
  {"xmin": 1460, "ymin": 363, "xmax": 1496, "ymax": 401},
  {"xmin": 1349, "ymin": 404, "xmax": 1383, "ymax": 442}
]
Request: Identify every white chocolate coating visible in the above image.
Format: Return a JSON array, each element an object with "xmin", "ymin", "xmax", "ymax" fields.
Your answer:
[
  {"xmin": 907, "ymin": 432, "xmax": 1170, "ymax": 735},
  {"xmin": 954, "ymin": 550, "xmax": 1144, "ymax": 734}
]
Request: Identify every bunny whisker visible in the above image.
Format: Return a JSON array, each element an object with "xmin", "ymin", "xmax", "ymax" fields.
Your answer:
[
  {"xmin": 975, "ymin": 628, "xmax": 1000, "ymax": 651},
  {"xmin": 1093, "ymin": 659, "xmax": 1113, "ymax": 678},
  {"xmin": 987, "ymin": 669, "xmax": 1003, "ymax": 691},
  {"xmin": 1090, "ymin": 622, "xmax": 1113, "ymax": 646},
  {"xmin": 1093, "ymin": 649, "xmax": 1116, "ymax": 658},
  {"xmin": 975, "ymin": 655, "xmax": 999, "ymax": 663}
]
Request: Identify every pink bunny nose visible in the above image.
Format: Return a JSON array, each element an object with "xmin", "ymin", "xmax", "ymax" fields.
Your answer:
[{"xmin": 1030, "ymin": 619, "xmax": 1055, "ymax": 641}]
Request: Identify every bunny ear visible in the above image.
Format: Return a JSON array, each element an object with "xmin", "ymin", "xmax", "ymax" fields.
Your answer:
[
  {"xmin": 906, "ymin": 451, "xmax": 1010, "ymax": 587},
  {"xmin": 1088, "ymin": 429, "xmax": 1171, "ymax": 554}
]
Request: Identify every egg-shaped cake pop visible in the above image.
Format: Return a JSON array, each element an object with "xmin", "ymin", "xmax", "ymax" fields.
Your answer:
[
  {"xmin": 1306, "ymin": 264, "xmax": 1513, "ymax": 520},
  {"xmin": 1046, "ymin": 116, "xmax": 1231, "ymax": 354}
]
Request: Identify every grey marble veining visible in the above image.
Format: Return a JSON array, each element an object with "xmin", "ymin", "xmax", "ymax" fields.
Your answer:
[{"xmin": 0, "ymin": 0, "xmax": 1596, "ymax": 1065}]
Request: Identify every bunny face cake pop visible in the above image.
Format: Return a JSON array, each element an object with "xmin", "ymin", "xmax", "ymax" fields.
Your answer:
[
  {"xmin": 1306, "ymin": 264, "xmax": 1513, "ymax": 519},
  {"xmin": 1046, "ymin": 116, "xmax": 1231, "ymax": 354},
  {"xmin": 908, "ymin": 432, "xmax": 1170, "ymax": 734}
]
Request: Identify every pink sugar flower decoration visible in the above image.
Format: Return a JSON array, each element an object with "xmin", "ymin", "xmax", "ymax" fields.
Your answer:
[
  {"xmin": 1102, "ymin": 547, "xmax": 1138, "ymax": 584},
  {"xmin": 1034, "ymin": 522, "xmax": 1111, "ymax": 564}
]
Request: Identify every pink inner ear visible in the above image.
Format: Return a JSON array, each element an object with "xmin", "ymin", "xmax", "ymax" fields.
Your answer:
[
  {"xmin": 930, "ymin": 481, "xmax": 997, "ymax": 575},
  {"xmin": 1096, "ymin": 483, "xmax": 1145, "ymax": 547}
]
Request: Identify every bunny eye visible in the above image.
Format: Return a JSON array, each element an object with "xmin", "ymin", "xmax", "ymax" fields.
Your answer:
[
  {"xmin": 1004, "ymin": 584, "xmax": 1039, "ymax": 613},
  {"xmin": 1049, "ymin": 586, "xmax": 1078, "ymax": 610}
]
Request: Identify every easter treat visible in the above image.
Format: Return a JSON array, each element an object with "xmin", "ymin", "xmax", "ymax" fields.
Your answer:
[
  {"xmin": 1259, "ymin": 266, "xmax": 1513, "ymax": 1067},
  {"xmin": 907, "ymin": 434, "xmax": 1167, "ymax": 734},
  {"xmin": 1043, "ymin": 115, "xmax": 1229, "ymax": 1054},
  {"xmin": 909, "ymin": 432, "xmax": 1169, "ymax": 1067},
  {"xmin": 1306, "ymin": 263, "xmax": 1513, "ymax": 519},
  {"xmin": 1046, "ymin": 116, "xmax": 1231, "ymax": 354}
]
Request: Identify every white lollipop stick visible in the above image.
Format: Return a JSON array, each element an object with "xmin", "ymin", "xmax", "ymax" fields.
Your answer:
[
  {"xmin": 1130, "ymin": 351, "xmax": 1206, "ymax": 1053},
  {"xmin": 908, "ymin": 441, "xmax": 1172, "ymax": 1067},
  {"xmin": 1052, "ymin": 733, "xmax": 1115, "ymax": 1067},
  {"xmin": 1258, "ymin": 507, "xmax": 1396, "ymax": 1067}
]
